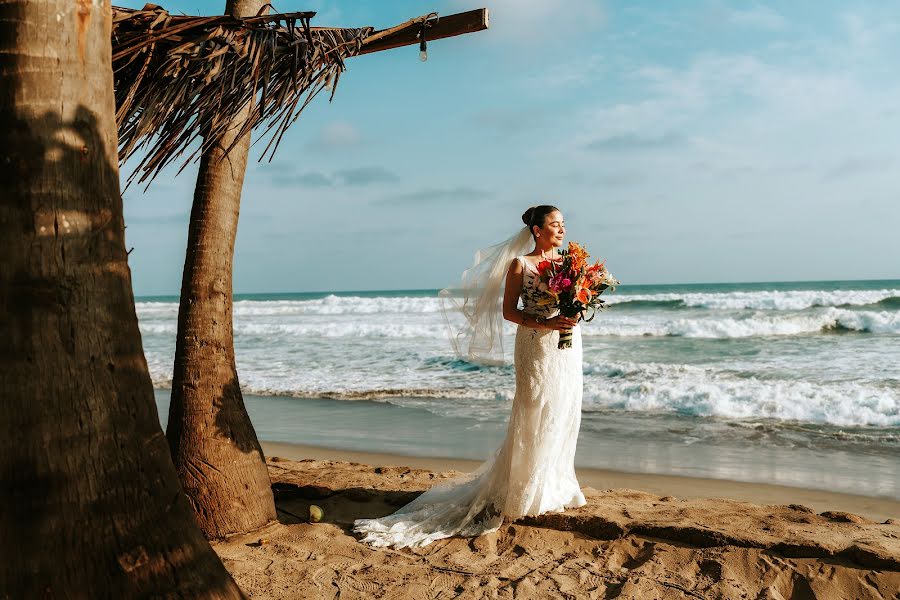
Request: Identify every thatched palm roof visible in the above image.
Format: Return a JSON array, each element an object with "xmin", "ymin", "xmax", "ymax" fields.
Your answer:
[{"xmin": 113, "ymin": 4, "xmax": 486, "ymax": 185}]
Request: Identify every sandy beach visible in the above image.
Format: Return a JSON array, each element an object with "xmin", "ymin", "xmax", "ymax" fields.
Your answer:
[
  {"xmin": 210, "ymin": 445, "xmax": 900, "ymax": 599},
  {"xmin": 262, "ymin": 441, "xmax": 900, "ymax": 523}
]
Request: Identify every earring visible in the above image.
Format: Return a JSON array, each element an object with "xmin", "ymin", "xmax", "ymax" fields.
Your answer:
[{"xmin": 536, "ymin": 233, "xmax": 541, "ymax": 237}]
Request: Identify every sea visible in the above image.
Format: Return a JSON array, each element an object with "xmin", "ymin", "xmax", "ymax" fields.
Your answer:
[{"xmin": 140, "ymin": 279, "xmax": 900, "ymax": 500}]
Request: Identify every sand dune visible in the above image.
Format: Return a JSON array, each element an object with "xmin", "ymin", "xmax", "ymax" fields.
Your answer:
[{"xmin": 211, "ymin": 456, "xmax": 900, "ymax": 599}]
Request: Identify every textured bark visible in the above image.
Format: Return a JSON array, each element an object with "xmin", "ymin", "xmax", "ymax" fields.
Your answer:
[
  {"xmin": 0, "ymin": 1, "xmax": 243, "ymax": 596},
  {"xmin": 166, "ymin": 0, "xmax": 277, "ymax": 540}
]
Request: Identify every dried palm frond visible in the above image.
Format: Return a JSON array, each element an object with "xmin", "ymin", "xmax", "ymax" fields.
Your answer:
[{"xmin": 112, "ymin": 4, "xmax": 379, "ymax": 185}]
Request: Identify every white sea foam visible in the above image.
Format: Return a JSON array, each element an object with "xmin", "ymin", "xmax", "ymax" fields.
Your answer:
[
  {"xmin": 137, "ymin": 295, "xmax": 446, "ymax": 318},
  {"xmin": 583, "ymin": 308, "xmax": 900, "ymax": 338},
  {"xmin": 136, "ymin": 285, "xmax": 900, "ymax": 430},
  {"xmin": 136, "ymin": 288, "xmax": 900, "ymax": 323},
  {"xmin": 146, "ymin": 356, "xmax": 900, "ymax": 428},
  {"xmin": 582, "ymin": 361, "xmax": 900, "ymax": 428},
  {"xmin": 139, "ymin": 307, "xmax": 900, "ymax": 339},
  {"xmin": 140, "ymin": 320, "xmax": 455, "ymax": 338},
  {"xmin": 610, "ymin": 289, "xmax": 900, "ymax": 310}
]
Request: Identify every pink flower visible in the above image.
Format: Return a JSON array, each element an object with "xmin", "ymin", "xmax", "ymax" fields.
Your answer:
[
  {"xmin": 548, "ymin": 273, "xmax": 568, "ymax": 293},
  {"xmin": 548, "ymin": 272, "xmax": 574, "ymax": 294}
]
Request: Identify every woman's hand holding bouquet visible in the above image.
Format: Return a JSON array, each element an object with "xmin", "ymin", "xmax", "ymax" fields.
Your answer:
[{"xmin": 535, "ymin": 242, "xmax": 619, "ymax": 349}]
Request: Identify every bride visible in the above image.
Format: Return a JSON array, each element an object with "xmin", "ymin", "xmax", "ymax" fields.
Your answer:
[{"xmin": 352, "ymin": 205, "xmax": 587, "ymax": 548}]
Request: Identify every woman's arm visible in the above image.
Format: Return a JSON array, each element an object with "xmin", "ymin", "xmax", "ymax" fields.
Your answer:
[{"xmin": 502, "ymin": 258, "xmax": 528, "ymax": 325}]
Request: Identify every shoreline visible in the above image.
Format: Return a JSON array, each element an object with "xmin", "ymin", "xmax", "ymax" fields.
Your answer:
[
  {"xmin": 261, "ymin": 440, "xmax": 900, "ymax": 523},
  {"xmin": 153, "ymin": 389, "xmax": 900, "ymax": 500}
]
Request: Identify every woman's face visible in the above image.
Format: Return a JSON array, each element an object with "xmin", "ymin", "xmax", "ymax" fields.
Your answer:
[{"xmin": 535, "ymin": 210, "xmax": 565, "ymax": 247}]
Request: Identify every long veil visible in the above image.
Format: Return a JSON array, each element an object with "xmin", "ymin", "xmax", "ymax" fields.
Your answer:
[{"xmin": 439, "ymin": 226, "xmax": 534, "ymax": 366}]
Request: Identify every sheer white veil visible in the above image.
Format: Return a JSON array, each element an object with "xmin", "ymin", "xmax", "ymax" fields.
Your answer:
[{"xmin": 439, "ymin": 226, "xmax": 534, "ymax": 366}]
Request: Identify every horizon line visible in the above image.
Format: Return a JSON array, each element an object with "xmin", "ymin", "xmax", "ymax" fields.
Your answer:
[{"xmin": 134, "ymin": 275, "xmax": 900, "ymax": 299}]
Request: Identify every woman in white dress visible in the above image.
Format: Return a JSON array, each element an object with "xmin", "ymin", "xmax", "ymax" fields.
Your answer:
[{"xmin": 352, "ymin": 206, "xmax": 586, "ymax": 548}]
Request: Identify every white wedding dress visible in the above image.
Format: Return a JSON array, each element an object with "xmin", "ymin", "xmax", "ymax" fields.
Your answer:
[{"xmin": 352, "ymin": 256, "xmax": 587, "ymax": 548}]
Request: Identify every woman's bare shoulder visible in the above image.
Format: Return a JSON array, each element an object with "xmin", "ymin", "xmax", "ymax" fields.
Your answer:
[
  {"xmin": 507, "ymin": 256, "xmax": 525, "ymax": 279},
  {"xmin": 518, "ymin": 254, "xmax": 542, "ymax": 270}
]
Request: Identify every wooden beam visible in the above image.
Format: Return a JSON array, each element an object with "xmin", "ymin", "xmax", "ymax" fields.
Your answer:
[{"xmin": 356, "ymin": 9, "xmax": 489, "ymax": 56}]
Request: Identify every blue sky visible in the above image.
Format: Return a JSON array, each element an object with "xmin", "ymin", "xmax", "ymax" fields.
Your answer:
[{"xmin": 119, "ymin": 1, "xmax": 900, "ymax": 295}]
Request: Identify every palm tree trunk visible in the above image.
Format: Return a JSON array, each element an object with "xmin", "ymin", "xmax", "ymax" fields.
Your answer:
[
  {"xmin": 166, "ymin": 0, "xmax": 277, "ymax": 539},
  {"xmin": 0, "ymin": 1, "xmax": 243, "ymax": 596}
]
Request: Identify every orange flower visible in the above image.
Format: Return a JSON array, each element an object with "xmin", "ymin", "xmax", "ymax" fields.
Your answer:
[
  {"xmin": 576, "ymin": 287, "xmax": 591, "ymax": 304},
  {"xmin": 586, "ymin": 260, "xmax": 607, "ymax": 285},
  {"xmin": 567, "ymin": 241, "xmax": 589, "ymax": 272},
  {"xmin": 568, "ymin": 241, "xmax": 587, "ymax": 256}
]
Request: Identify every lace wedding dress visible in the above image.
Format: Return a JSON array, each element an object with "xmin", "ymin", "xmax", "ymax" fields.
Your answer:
[{"xmin": 352, "ymin": 256, "xmax": 587, "ymax": 548}]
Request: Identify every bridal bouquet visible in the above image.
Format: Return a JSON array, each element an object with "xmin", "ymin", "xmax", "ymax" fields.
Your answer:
[{"xmin": 535, "ymin": 242, "xmax": 619, "ymax": 349}]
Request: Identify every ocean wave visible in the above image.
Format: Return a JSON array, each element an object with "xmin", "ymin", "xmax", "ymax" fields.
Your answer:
[
  {"xmin": 139, "ymin": 307, "xmax": 900, "ymax": 339},
  {"xmin": 873, "ymin": 296, "xmax": 900, "ymax": 309},
  {"xmin": 582, "ymin": 361, "xmax": 900, "ymax": 428},
  {"xmin": 584, "ymin": 308, "xmax": 900, "ymax": 338},
  {"xmin": 605, "ymin": 298, "xmax": 685, "ymax": 310},
  {"xmin": 140, "ymin": 320, "xmax": 456, "ymax": 338},
  {"xmin": 147, "ymin": 356, "xmax": 900, "ymax": 429},
  {"xmin": 136, "ymin": 289, "xmax": 900, "ymax": 324},
  {"xmin": 609, "ymin": 289, "xmax": 900, "ymax": 311},
  {"xmin": 148, "ymin": 371, "xmax": 507, "ymax": 405},
  {"xmin": 259, "ymin": 387, "xmax": 489, "ymax": 401},
  {"xmin": 137, "ymin": 295, "xmax": 447, "ymax": 318}
]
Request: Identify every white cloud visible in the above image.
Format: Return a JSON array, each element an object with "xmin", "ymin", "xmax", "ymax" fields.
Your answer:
[
  {"xmin": 569, "ymin": 48, "xmax": 878, "ymax": 153},
  {"xmin": 557, "ymin": 19, "xmax": 900, "ymax": 197},
  {"xmin": 633, "ymin": 54, "xmax": 860, "ymax": 119}
]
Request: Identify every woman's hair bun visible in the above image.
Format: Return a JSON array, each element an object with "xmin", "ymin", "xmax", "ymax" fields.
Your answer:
[
  {"xmin": 521, "ymin": 205, "xmax": 560, "ymax": 236},
  {"xmin": 521, "ymin": 206, "xmax": 536, "ymax": 226},
  {"xmin": 522, "ymin": 204, "xmax": 559, "ymax": 235}
]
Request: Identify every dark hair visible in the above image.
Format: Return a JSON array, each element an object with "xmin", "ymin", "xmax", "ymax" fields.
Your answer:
[{"xmin": 522, "ymin": 205, "xmax": 560, "ymax": 237}]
